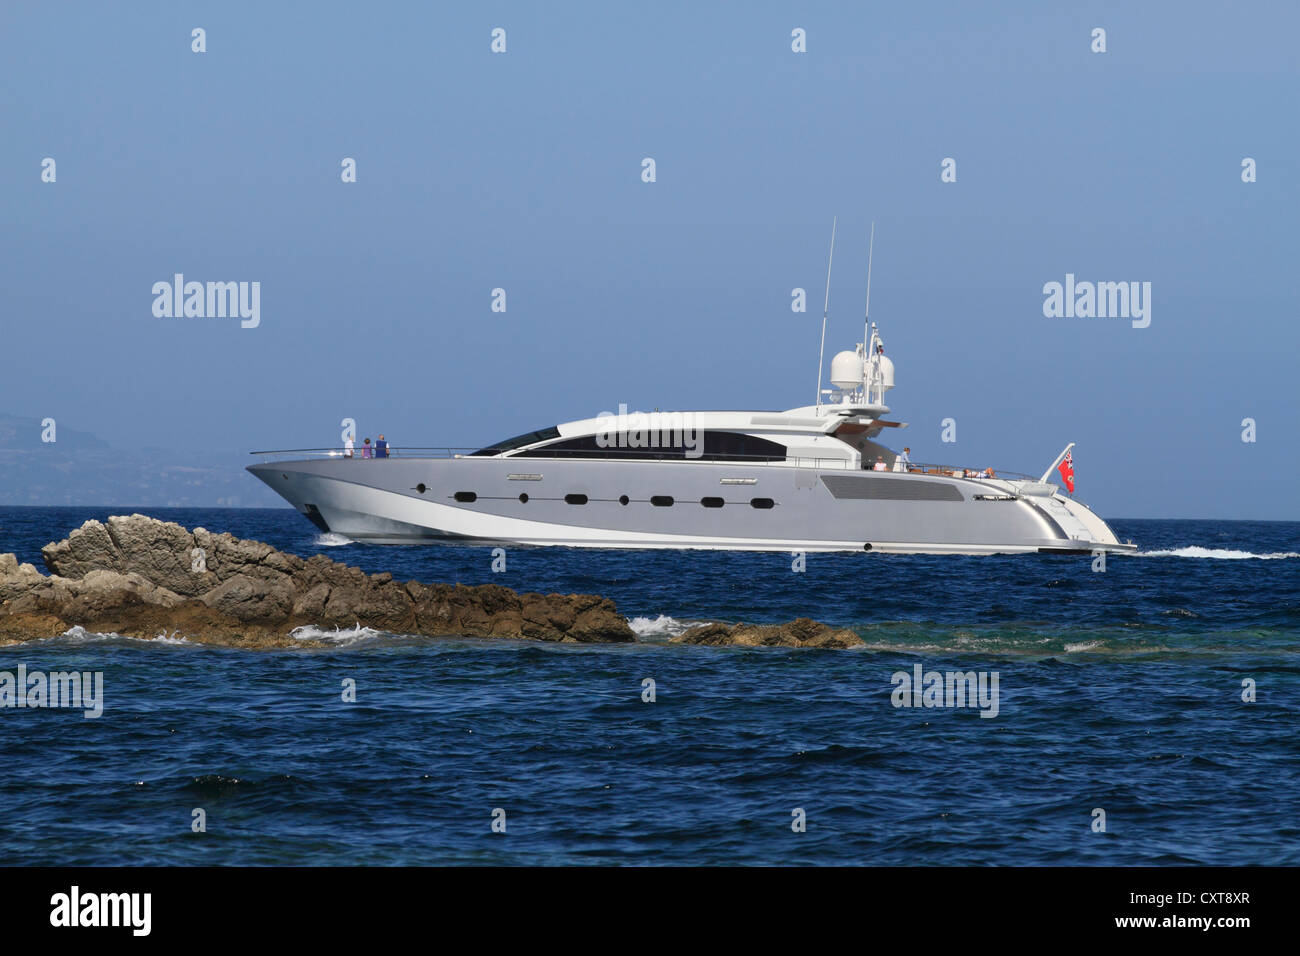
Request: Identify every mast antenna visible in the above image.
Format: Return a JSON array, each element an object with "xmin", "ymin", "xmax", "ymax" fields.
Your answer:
[
  {"xmin": 864, "ymin": 221, "xmax": 875, "ymax": 344},
  {"xmin": 815, "ymin": 216, "xmax": 837, "ymax": 407}
]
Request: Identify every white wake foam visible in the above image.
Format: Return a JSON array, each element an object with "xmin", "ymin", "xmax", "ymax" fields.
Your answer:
[
  {"xmin": 1137, "ymin": 547, "xmax": 1300, "ymax": 560},
  {"xmin": 313, "ymin": 533, "xmax": 353, "ymax": 547}
]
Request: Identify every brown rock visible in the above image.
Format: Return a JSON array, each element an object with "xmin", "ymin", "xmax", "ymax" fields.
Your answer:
[
  {"xmin": 673, "ymin": 616, "xmax": 862, "ymax": 649},
  {"xmin": 3, "ymin": 515, "xmax": 850, "ymax": 651},
  {"xmin": 200, "ymin": 574, "xmax": 295, "ymax": 622},
  {"xmin": 292, "ymin": 582, "xmax": 331, "ymax": 618}
]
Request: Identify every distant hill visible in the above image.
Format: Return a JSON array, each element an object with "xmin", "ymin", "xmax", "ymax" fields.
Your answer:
[{"xmin": 0, "ymin": 415, "xmax": 281, "ymax": 507}]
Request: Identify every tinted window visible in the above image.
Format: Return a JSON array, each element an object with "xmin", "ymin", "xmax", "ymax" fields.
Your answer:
[
  {"xmin": 516, "ymin": 431, "xmax": 786, "ymax": 462},
  {"xmin": 702, "ymin": 432, "xmax": 786, "ymax": 462},
  {"xmin": 471, "ymin": 426, "xmax": 561, "ymax": 456}
]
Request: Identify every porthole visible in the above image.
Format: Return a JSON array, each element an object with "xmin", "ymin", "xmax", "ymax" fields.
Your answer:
[
  {"xmin": 750, "ymin": 497, "xmax": 775, "ymax": 509},
  {"xmin": 619, "ymin": 495, "xmax": 630, "ymax": 505},
  {"xmin": 565, "ymin": 493, "xmax": 588, "ymax": 505},
  {"xmin": 518, "ymin": 493, "xmax": 529, "ymax": 503},
  {"xmin": 701, "ymin": 497, "xmax": 724, "ymax": 508},
  {"xmin": 416, "ymin": 483, "xmax": 427, "ymax": 494},
  {"xmin": 454, "ymin": 491, "xmax": 477, "ymax": 503},
  {"xmin": 650, "ymin": 495, "xmax": 674, "ymax": 507}
]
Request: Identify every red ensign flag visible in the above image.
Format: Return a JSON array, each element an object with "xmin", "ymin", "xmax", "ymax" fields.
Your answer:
[{"xmin": 1057, "ymin": 450, "xmax": 1075, "ymax": 493}]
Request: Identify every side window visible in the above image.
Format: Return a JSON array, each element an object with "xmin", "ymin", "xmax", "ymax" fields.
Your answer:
[
  {"xmin": 702, "ymin": 432, "xmax": 786, "ymax": 462},
  {"xmin": 515, "ymin": 431, "xmax": 787, "ymax": 462},
  {"xmin": 470, "ymin": 426, "xmax": 561, "ymax": 456}
]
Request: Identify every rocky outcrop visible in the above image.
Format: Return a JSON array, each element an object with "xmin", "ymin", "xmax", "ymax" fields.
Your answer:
[
  {"xmin": 0, "ymin": 515, "xmax": 864, "ymax": 649},
  {"xmin": 1, "ymin": 515, "xmax": 635, "ymax": 648},
  {"xmin": 673, "ymin": 617, "xmax": 863, "ymax": 649}
]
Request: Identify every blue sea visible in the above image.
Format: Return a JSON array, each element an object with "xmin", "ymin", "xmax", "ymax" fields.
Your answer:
[{"xmin": 1, "ymin": 506, "xmax": 1297, "ymax": 866}]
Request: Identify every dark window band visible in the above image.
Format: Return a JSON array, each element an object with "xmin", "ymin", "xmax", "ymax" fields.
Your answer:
[{"xmin": 515, "ymin": 430, "xmax": 787, "ymax": 462}]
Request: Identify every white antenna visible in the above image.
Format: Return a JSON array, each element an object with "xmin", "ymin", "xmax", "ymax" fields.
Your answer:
[
  {"xmin": 815, "ymin": 216, "xmax": 837, "ymax": 407},
  {"xmin": 863, "ymin": 220, "xmax": 875, "ymax": 344}
]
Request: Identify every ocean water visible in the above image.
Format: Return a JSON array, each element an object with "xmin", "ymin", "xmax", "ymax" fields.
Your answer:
[{"xmin": 1, "ymin": 506, "xmax": 1297, "ymax": 866}]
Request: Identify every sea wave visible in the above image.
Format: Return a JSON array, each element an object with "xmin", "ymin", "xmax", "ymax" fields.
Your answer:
[
  {"xmin": 287, "ymin": 622, "xmax": 385, "ymax": 645},
  {"xmin": 627, "ymin": 614, "xmax": 705, "ymax": 638},
  {"xmin": 313, "ymin": 533, "xmax": 353, "ymax": 547},
  {"xmin": 1135, "ymin": 546, "xmax": 1300, "ymax": 560},
  {"xmin": 1063, "ymin": 640, "xmax": 1105, "ymax": 653},
  {"xmin": 27, "ymin": 625, "xmax": 194, "ymax": 645}
]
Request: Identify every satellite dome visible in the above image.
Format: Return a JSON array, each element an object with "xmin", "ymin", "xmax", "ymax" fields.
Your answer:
[{"xmin": 830, "ymin": 350, "xmax": 862, "ymax": 391}]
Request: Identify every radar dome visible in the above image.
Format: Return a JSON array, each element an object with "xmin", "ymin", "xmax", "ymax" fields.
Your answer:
[
  {"xmin": 830, "ymin": 351, "xmax": 862, "ymax": 390},
  {"xmin": 877, "ymin": 354, "xmax": 895, "ymax": 391}
]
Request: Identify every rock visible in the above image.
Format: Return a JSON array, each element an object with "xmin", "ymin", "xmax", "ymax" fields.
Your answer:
[
  {"xmin": 292, "ymin": 582, "xmax": 331, "ymax": 619},
  {"xmin": 0, "ymin": 553, "xmax": 47, "ymax": 602},
  {"xmin": 77, "ymin": 570, "xmax": 184, "ymax": 610},
  {"xmin": 40, "ymin": 519, "xmax": 120, "ymax": 580},
  {"xmin": 343, "ymin": 581, "xmax": 415, "ymax": 631},
  {"xmin": 670, "ymin": 622, "xmax": 734, "ymax": 646},
  {"xmin": 1, "ymin": 515, "xmax": 641, "ymax": 647},
  {"xmin": 200, "ymin": 574, "xmax": 296, "ymax": 622},
  {"xmin": 2, "ymin": 514, "xmax": 853, "ymax": 650},
  {"xmin": 569, "ymin": 599, "xmax": 639, "ymax": 643},
  {"xmin": 673, "ymin": 616, "xmax": 862, "ymax": 649}
]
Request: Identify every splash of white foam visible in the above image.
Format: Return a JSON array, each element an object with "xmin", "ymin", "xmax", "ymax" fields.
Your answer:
[
  {"xmin": 288, "ymin": 622, "xmax": 384, "ymax": 645},
  {"xmin": 314, "ymin": 533, "xmax": 353, "ymax": 547},
  {"xmin": 55, "ymin": 625, "xmax": 190, "ymax": 645},
  {"xmin": 627, "ymin": 615, "xmax": 703, "ymax": 638},
  {"xmin": 59, "ymin": 625, "xmax": 104, "ymax": 642},
  {"xmin": 1064, "ymin": 640, "xmax": 1104, "ymax": 652},
  {"xmin": 150, "ymin": 630, "xmax": 192, "ymax": 645},
  {"xmin": 1137, "ymin": 547, "xmax": 1300, "ymax": 560}
]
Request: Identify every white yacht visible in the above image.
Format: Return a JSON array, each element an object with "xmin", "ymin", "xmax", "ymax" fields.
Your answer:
[
  {"xmin": 249, "ymin": 333, "xmax": 1133, "ymax": 554},
  {"xmin": 249, "ymin": 230, "xmax": 1135, "ymax": 554}
]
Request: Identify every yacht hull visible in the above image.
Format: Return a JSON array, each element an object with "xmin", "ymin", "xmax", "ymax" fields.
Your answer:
[{"xmin": 248, "ymin": 457, "xmax": 1134, "ymax": 554}]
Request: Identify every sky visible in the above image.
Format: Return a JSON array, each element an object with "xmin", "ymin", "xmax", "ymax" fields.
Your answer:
[{"xmin": 1, "ymin": 1, "xmax": 1297, "ymax": 519}]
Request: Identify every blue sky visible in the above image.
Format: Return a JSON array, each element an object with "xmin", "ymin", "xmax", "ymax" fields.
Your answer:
[{"xmin": 2, "ymin": 1, "xmax": 1297, "ymax": 518}]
